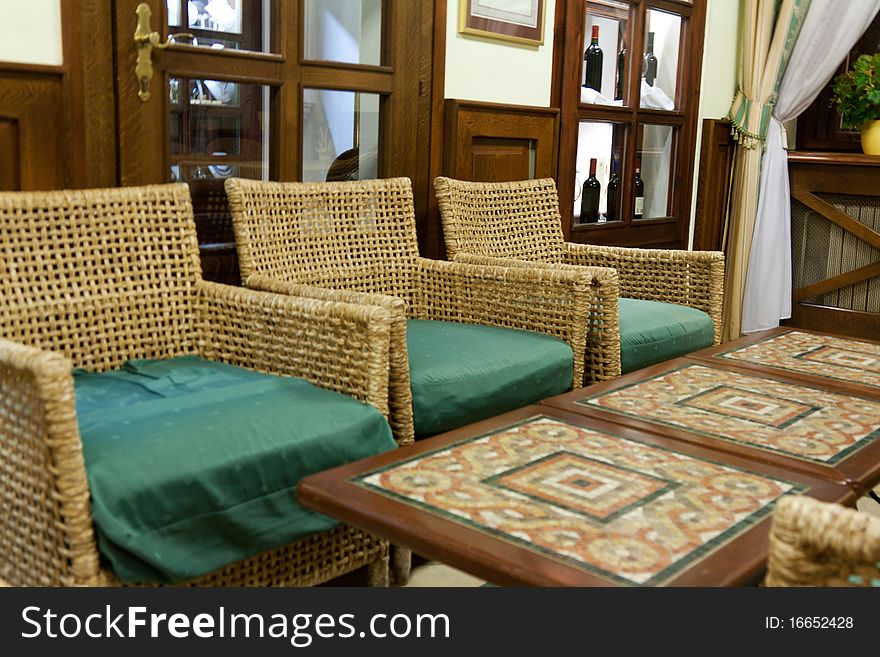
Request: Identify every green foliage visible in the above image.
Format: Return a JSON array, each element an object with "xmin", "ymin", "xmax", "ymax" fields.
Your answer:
[{"xmin": 831, "ymin": 53, "xmax": 880, "ymax": 129}]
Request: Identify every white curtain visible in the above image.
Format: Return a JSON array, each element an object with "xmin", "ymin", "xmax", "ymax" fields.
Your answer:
[{"xmin": 741, "ymin": 0, "xmax": 880, "ymax": 333}]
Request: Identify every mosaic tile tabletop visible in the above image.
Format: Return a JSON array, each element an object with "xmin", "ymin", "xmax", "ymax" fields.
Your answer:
[
  {"xmin": 578, "ymin": 364, "xmax": 880, "ymax": 465},
  {"xmin": 717, "ymin": 331, "xmax": 880, "ymax": 389},
  {"xmin": 355, "ymin": 416, "xmax": 806, "ymax": 586}
]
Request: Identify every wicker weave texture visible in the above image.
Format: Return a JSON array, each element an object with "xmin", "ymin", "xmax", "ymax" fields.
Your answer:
[
  {"xmin": 435, "ymin": 177, "xmax": 566, "ymax": 262},
  {"xmin": 0, "ymin": 185, "xmax": 201, "ymax": 371},
  {"xmin": 0, "ymin": 184, "xmax": 392, "ymax": 587},
  {"xmin": 434, "ymin": 176, "xmax": 726, "ymax": 378},
  {"xmin": 227, "ymin": 177, "xmax": 419, "ymax": 306},
  {"xmin": 451, "ymin": 253, "xmax": 621, "ymax": 381},
  {"xmin": 227, "ymin": 177, "xmax": 592, "ymax": 448},
  {"xmin": 563, "ymin": 243, "xmax": 724, "ymax": 345},
  {"xmin": 765, "ymin": 496, "xmax": 880, "ymax": 587}
]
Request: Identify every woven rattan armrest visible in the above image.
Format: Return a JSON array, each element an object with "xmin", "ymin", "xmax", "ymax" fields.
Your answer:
[
  {"xmin": 452, "ymin": 253, "xmax": 622, "ymax": 382},
  {"xmin": 765, "ymin": 496, "xmax": 880, "ymax": 587},
  {"xmin": 0, "ymin": 338, "xmax": 102, "ymax": 585},
  {"xmin": 414, "ymin": 257, "xmax": 591, "ymax": 388},
  {"xmin": 196, "ymin": 281, "xmax": 393, "ymax": 418},
  {"xmin": 238, "ymin": 276, "xmax": 414, "ymax": 446},
  {"xmin": 562, "ymin": 243, "xmax": 724, "ymax": 344},
  {"xmin": 244, "ymin": 274, "xmax": 406, "ymax": 317}
]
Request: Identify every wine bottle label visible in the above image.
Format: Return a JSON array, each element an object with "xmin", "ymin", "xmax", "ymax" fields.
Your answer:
[{"xmin": 634, "ymin": 196, "xmax": 644, "ymax": 216}]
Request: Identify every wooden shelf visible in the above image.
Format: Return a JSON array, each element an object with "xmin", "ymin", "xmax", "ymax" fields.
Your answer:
[{"xmin": 788, "ymin": 151, "xmax": 880, "ymax": 167}]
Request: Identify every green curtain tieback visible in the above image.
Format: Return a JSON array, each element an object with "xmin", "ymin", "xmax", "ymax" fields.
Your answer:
[{"xmin": 727, "ymin": 89, "xmax": 775, "ymax": 150}]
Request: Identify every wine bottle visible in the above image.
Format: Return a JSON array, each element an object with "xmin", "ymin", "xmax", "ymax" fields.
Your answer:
[
  {"xmin": 606, "ymin": 159, "xmax": 619, "ymax": 221},
  {"xmin": 583, "ymin": 25, "xmax": 603, "ymax": 92},
  {"xmin": 643, "ymin": 32, "xmax": 658, "ymax": 86},
  {"xmin": 634, "ymin": 162, "xmax": 645, "ymax": 219},
  {"xmin": 615, "ymin": 45, "xmax": 626, "ymax": 100},
  {"xmin": 580, "ymin": 158, "xmax": 601, "ymax": 223}
]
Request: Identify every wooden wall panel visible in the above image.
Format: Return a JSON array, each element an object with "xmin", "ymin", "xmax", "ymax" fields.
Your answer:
[
  {"xmin": 0, "ymin": 119, "xmax": 20, "ymax": 190},
  {"xmin": 692, "ymin": 118, "xmax": 733, "ymax": 252},
  {"xmin": 443, "ymin": 100, "xmax": 559, "ymax": 182},
  {"xmin": 471, "ymin": 137, "xmax": 534, "ymax": 182},
  {"xmin": 0, "ymin": 69, "xmax": 69, "ymax": 191}
]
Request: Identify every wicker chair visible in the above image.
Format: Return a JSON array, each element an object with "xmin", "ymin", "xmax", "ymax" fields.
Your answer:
[
  {"xmin": 226, "ymin": 176, "xmax": 595, "ymax": 448},
  {"xmin": 435, "ymin": 177, "xmax": 726, "ymax": 382},
  {"xmin": 765, "ymin": 496, "xmax": 880, "ymax": 587},
  {"xmin": 226, "ymin": 177, "xmax": 597, "ymax": 583},
  {"xmin": 0, "ymin": 184, "xmax": 396, "ymax": 587}
]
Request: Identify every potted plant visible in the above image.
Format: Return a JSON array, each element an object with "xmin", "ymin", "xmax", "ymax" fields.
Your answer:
[{"xmin": 831, "ymin": 53, "xmax": 880, "ymax": 155}]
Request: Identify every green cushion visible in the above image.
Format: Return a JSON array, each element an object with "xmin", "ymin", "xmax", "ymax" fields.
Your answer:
[
  {"xmin": 406, "ymin": 320, "xmax": 573, "ymax": 437},
  {"xmin": 618, "ymin": 298, "xmax": 715, "ymax": 373},
  {"xmin": 74, "ymin": 356, "xmax": 396, "ymax": 584}
]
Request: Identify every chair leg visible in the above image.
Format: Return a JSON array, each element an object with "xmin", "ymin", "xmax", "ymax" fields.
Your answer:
[
  {"xmin": 367, "ymin": 555, "xmax": 390, "ymax": 587},
  {"xmin": 390, "ymin": 545, "xmax": 412, "ymax": 586}
]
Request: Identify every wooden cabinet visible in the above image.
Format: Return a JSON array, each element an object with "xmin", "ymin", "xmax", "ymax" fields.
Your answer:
[{"xmin": 553, "ymin": 0, "xmax": 706, "ymax": 248}]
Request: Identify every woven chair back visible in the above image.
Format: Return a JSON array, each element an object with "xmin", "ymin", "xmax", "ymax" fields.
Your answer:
[
  {"xmin": 435, "ymin": 177, "xmax": 567, "ymax": 261},
  {"xmin": 227, "ymin": 177, "xmax": 419, "ymax": 303},
  {"xmin": 0, "ymin": 184, "xmax": 202, "ymax": 370}
]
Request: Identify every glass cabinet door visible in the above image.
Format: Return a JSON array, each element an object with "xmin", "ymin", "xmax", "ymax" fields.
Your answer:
[
  {"xmin": 303, "ymin": 0, "xmax": 382, "ymax": 66},
  {"xmin": 562, "ymin": 0, "xmax": 705, "ymax": 247},
  {"xmin": 167, "ymin": 0, "xmax": 271, "ymax": 53}
]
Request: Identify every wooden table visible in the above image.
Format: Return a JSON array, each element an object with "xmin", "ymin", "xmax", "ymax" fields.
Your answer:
[
  {"xmin": 542, "ymin": 330, "xmax": 880, "ymax": 496},
  {"xmin": 299, "ymin": 405, "xmax": 853, "ymax": 587}
]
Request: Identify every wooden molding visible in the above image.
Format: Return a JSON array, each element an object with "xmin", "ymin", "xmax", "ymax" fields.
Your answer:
[
  {"xmin": 0, "ymin": 72, "xmax": 68, "ymax": 190},
  {"xmin": 426, "ymin": 0, "xmax": 448, "ymax": 260},
  {"xmin": 692, "ymin": 118, "xmax": 733, "ymax": 252}
]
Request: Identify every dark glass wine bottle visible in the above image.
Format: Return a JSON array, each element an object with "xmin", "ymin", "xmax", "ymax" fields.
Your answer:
[
  {"xmin": 643, "ymin": 32, "xmax": 657, "ymax": 86},
  {"xmin": 606, "ymin": 158, "xmax": 619, "ymax": 221},
  {"xmin": 580, "ymin": 158, "xmax": 601, "ymax": 223},
  {"xmin": 634, "ymin": 162, "xmax": 645, "ymax": 219},
  {"xmin": 615, "ymin": 45, "xmax": 626, "ymax": 100},
  {"xmin": 583, "ymin": 25, "xmax": 603, "ymax": 92}
]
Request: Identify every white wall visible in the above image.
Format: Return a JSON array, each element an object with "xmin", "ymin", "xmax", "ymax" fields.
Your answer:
[
  {"xmin": 0, "ymin": 0, "xmax": 63, "ymax": 66},
  {"xmin": 688, "ymin": 0, "xmax": 740, "ymax": 247},
  {"xmin": 445, "ymin": 0, "xmax": 556, "ymax": 106}
]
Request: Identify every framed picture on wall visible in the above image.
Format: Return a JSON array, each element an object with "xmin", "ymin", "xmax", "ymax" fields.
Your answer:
[{"xmin": 459, "ymin": 0, "xmax": 546, "ymax": 46}]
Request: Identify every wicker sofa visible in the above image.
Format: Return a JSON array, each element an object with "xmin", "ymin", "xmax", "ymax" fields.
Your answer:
[
  {"xmin": 0, "ymin": 184, "xmax": 398, "ymax": 587},
  {"xmin": 765, "ymin": 496, "xmax": 880, "ymax": 587},
  {"xmin": 435, "ymin": 177, "xmax": 726, "ymax": 382}
]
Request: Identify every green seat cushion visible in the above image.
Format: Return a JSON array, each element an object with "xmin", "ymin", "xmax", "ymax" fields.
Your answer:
[
  {"xmin": 74, "ymin": 355, "xmax": 396, "ymax": 584},
  {"xmin": 618, "ymin": 298, "xmax": 715, "ymax": 373},
  {"xmin": 406, "ymin": 320, "xmax": 573, "ymax": 437}
]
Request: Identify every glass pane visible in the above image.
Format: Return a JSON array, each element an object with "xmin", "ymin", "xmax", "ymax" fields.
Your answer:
[
  {"xmin": 635, "ymin": 124, "xmax": 676, "ymax": 220},
  {"xmin": 303, "ymin": 89, "xmax": 381, "ymax": 182},
  {"xmin": 639, "ymin": 9, "xmax": 681, "ymax": 111},
  {"xmin": 574, "ymin": 121, "xmax": 626, "ymax": 224},
  {"xmin": 169, "ymin": 81, "xmax": 268, "ymax": 173},
  {"xmin": 166, "ymin": 0, "xmax": 272, "ymax": 54},
  {"xmin": 303, "ymin": 0, "xmax": 382, "ymax": 66},
  {"xmin": 581, "ymin": 1, "xmax": 630, "ymax": 106},
  {"xmin": 169, "ymin": 80, "xmax": 270, "ymax": 248}
]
